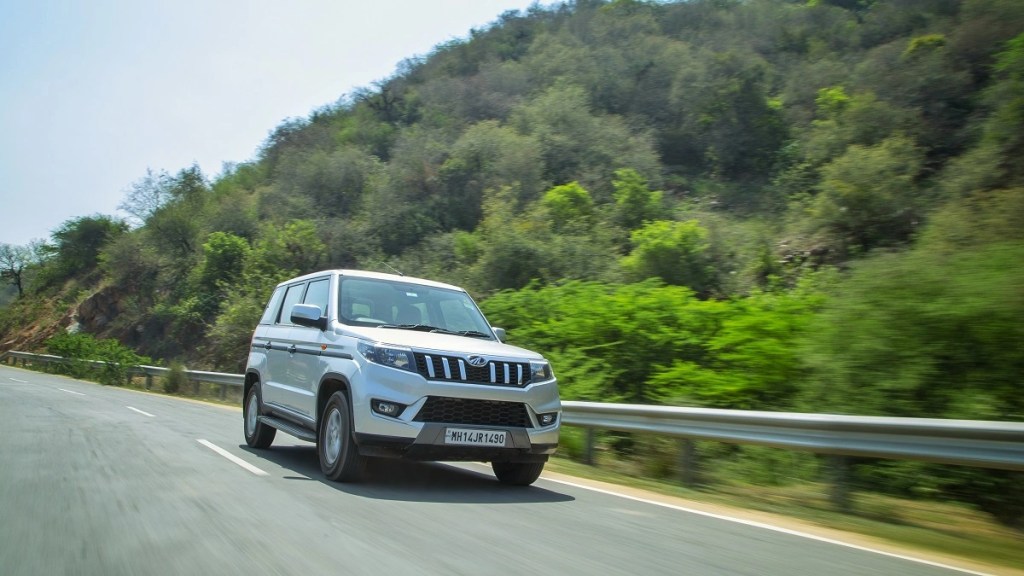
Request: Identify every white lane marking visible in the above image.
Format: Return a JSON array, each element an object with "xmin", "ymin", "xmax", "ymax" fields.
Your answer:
[
  {"xmin": 126, "ymin": 406, "xmax": 155, "ymax": 418},
  {"xmin": 8, "ymin": 377, "xmax": 28, "ymax": 383},
  {"xmin": 58, "ymin": 388, "xmax": 86, "ymax": 396},
  {"xmin": 197, "ymin": 439, "xmax": 268, "ymax": 476},
  {"xmin": 544, "ymin": 477, "xmax": 995, "ymax": 576}
]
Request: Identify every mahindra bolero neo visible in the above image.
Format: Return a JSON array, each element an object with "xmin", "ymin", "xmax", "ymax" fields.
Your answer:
[{"xmin": 243, "ymin": 270, "xmax": 560, "ymax": 485}]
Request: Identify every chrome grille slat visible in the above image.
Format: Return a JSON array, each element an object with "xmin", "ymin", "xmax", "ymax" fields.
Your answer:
[
  {"xmin": 425, "ymin": 355, "xmax": 435, "ymax": 378},
  {"xmin": 413, "ymin": 353, "xmax": 531, "ymax": 387}
]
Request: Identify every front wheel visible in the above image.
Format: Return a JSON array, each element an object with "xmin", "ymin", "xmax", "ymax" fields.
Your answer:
[
  {"xmin": 318, "ymin": 392, "xmax": 365, "ymax": 482},
  {"xmin": 492, "ymin": 461, "xmax": 545, "ymax": 486},
  {"xmin": 243, "ymin": 385, "xmax": 276, "ymax": 449}
]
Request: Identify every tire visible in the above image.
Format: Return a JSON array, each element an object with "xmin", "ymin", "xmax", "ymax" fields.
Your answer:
[
  {"xmin": 492, "ymin": 461, "xmax": 545, "ymax": 486},
  {"xmin": 243, "ymin": 384, "xmax": 276, "ymax": 449},
  {"xmin": 318, "ymin": 391, "xmax": 365, "ymax": 482}
]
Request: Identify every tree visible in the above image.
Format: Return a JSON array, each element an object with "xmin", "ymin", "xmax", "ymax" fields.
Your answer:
[
  {"xmin": 541, "ymin": 182, "xmax": 594, "ymax": 231},
  {"xmin": 510, "ymin": 82, "xmax": 662, "ymax": 197},
  {"xmin": 270, "ymin": 147, "xmax": 381, "ymax": 220},
  {"xmin": 437, "ymin": 120, "xmax": 544, "ymax": 225},
  {"xmin": 195, "ymin": 232, "xmax": 250, "ymax": 294},
  {"xmin": 203, "ymin": 221, "xmax": 324, "ymax": 370},
  {"xmin": 612, "ymin": 168, "xmax": 663, "ymax": 230},
  {"xmin": 248, "ymin": 220, "xmax": 327, "ymax": 280},
  {"xmin": 41, "ymin": 215, "xmax": 127, "ymax": 285},
  {"xmin": 801, "ymin": 89, "xmax": 917, "ymax": 166},
  {"xmin": 467, "ymin": 188, "xmax": 548, "ymax": 291},
  {"xmin": 667, "ymin": 50, "xmax": 788, "ymax": 179},
  {"xmin": 99, "ymin": 232, "xmax": 160, "ymax": 296},
  {"xmin": 119, "ymin": 169, "xmax": 173, "ymax": 226},
  {"xmin": 0, "ymin": 243, "xmax": 41, "ymax": 297},
  {"xmin": 119, "ymin": 165, "xmax": 206, "ymax": 226},
  {"xmin": 187, "ymin": 232, "xmax": 251, "ymax": 319},
  {"xmin": 621, "ymin": 220, "xmax": 716, "ymax": 296},
  {"xmin": 809, "ymin": 134, "xmax": 924, "ymax": 255}
]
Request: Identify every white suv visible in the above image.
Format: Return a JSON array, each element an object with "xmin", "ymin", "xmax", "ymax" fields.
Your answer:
[{"xmin": 243, "ymin": 270, "xmax": 560, "ymax": 485}]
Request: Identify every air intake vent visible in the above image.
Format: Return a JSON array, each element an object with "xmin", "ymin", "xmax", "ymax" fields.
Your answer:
[{"xmin": 413, "ymin": 397, "xmax": 532, "ymax": 428}]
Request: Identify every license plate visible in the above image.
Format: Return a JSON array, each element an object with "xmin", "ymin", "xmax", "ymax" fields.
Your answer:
[{"xmin": 444, "ymin": 428, "xmax": 507, "ymax": 447}]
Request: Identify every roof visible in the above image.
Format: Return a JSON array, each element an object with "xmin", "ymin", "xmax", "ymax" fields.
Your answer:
[{"xmin": 274, "ymin": 269, "xmax": 465, "ymax": 292}]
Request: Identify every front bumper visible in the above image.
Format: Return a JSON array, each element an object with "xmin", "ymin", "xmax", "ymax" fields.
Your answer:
[
  {"xmin": 355, "ymin": 423, "xmax": 558, "ymax": 463},
  {"xmin": 349, "ymin": 362, "xmax": 562, "ymax": 451}
]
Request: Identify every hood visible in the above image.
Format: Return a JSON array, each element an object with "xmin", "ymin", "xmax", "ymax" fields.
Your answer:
[{"xmin": 338, "ymin": 325, "xmax": 544, "ymax": 361}]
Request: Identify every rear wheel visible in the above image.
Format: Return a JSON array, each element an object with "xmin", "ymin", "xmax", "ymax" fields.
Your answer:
[
  {"xmin": 243, "ymin": 385, "xmax": 276, "ymax": 448},
  {"xmin": 492, "ymin": 461, "xmax": 545, "ymax": 486},
  {"xmin": 318, "ymin": 392, "xmax": 365, "ymax": 482}
]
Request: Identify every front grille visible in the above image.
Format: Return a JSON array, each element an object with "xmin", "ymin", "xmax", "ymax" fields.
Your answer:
[
  {"xmin": 414, "ymin": 353, "xmax": 530, "ymax": 387},
  {"xmin": 413, "ymin": 397, "xmax": 532, "ymax": 428}
]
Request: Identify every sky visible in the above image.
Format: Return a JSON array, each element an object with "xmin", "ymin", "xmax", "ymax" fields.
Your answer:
[{"xmin": 0, "ymin": 0, "xmax": 544, "ymax": 246}]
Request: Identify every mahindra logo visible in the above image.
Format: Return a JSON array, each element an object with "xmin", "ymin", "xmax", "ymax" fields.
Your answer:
[{"xmin": 467, "ymin": 355, "xmax": 488, "ymax": 367}]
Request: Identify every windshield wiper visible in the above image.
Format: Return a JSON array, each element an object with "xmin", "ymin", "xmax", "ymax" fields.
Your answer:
[
  {"xmin": 379, "ymin": 323, "xmax": 439, "ymax": 332},
  {"xmin": 378, "ymin": 324, "xmax": 493, "ymax": 339}
]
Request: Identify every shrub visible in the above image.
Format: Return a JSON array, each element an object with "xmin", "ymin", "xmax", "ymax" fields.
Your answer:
[
  {"xmin": 163, "ymin": 361, "xmax": 188, "ymax": 394},
  {"xmin": 44, "ymin": 332, "xmax": 150, "ymax": 386}
]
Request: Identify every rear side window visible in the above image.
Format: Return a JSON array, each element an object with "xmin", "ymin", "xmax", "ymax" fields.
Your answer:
[
  {"xmin": 279, "ymin": 283, "xmax": 306, "ymax": 325},
  {"xmin": 258, "ymin": 287, "xmax": 286, "ymax": 325}
]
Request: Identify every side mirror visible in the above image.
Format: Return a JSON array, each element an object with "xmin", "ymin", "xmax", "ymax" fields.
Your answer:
[
  {"xmin": 291, "ymin": 304, "xmax": 327, "ymax": 330},
  {"xmin": 492, "ymin": 327, "xmax": 507, "ymax": 343}
]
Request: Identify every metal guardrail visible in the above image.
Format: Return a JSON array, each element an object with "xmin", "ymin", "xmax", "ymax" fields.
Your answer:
[
  {"xmin": 4, "ymin": 350, "xmax": 1023, "ymax": 475},
  {"xmin": 560, "ymin": 401, "xmax": 1024, "ymax": 472},
  {"xmin": 0, "ymin": 350, "xmax": 243, "ymax": 398}
]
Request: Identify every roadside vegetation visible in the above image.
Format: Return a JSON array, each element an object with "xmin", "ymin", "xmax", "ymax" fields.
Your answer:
[{"xmin": 2, "ymin": 0, "xmax": 1022, "ymax": 540}]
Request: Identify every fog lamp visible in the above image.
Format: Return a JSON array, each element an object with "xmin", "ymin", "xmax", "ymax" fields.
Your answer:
[{"xmin": 371, "ymin": 399, "xmax": 405, "ymax": 418}]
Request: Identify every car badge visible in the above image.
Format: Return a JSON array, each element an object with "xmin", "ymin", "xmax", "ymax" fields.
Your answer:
[{"xmin": 467, "ymin": 355, "xmax": 488, "ymax": 367}]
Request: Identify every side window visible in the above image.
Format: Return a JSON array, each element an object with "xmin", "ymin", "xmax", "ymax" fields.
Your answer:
[
  {"xmin": 258, "ymin": 287, "xmax": 286, "ymax": 325},
  {"xmin": 278, "ymin": 283, "xmax": 306, "ymax": 325},
  {"xmin": 303, "ymin": 278, "xmax": 330, "ymax": 317}
]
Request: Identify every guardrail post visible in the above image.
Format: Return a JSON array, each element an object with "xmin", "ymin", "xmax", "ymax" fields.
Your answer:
[
  {"xmin": 678, "ymin": 439, "xmax": 700, "ymax": 487},
  {"xmin": 584, "ymin": 428, "xmax": 596, "ymax": 465},
  {"xmin": 145, "ymin": 374, "xmax": 153, "ymax": 390},
  {"xmin": 828, "ymin": 455, "xmax": 852, "ymax": 512},
  {"xmin": 220, "ymin": 384, "xmax": 227, "ymax": 400},
  {"xmin": 192, "ymin": 380, "xmax": 200, "ymax": 396}
]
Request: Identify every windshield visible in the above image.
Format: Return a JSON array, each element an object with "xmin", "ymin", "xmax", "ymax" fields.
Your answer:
[{"xmin": 338, "ymin": 277, "xmax": 494, "ymax": 338}]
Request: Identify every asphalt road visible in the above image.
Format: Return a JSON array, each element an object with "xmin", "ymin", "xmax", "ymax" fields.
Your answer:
[{"xmin": 0, "ymin": 365, "xmax": 997, "ymax": 576}]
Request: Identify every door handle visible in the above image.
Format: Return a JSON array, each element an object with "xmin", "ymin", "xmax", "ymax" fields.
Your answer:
[
  {"xmin": 264, "ymin": 341, "xmax": 272, "ymax": 350},
  {"xmin": 288, "ymin": 345, "xmax": 297, "ymax": 354}
]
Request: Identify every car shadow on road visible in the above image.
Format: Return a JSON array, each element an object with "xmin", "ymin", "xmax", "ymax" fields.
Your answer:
[{"xmin": 238, "ymin": 443, "xmax": 576, "ymax": 505}]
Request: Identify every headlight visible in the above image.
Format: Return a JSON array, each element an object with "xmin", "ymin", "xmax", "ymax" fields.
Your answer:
[
  {"xmin": 530, "ymin": 360, "xmax": 554, "ymax": 383},
  {"xmin": 357, "ymin": 341, "xmax": 415, "ymax": 372}
]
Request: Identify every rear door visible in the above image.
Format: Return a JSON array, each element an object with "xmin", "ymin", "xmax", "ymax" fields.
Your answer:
[{"xmin": 262, "ymin": 280, "xmax": 306, "ymax": 412}]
